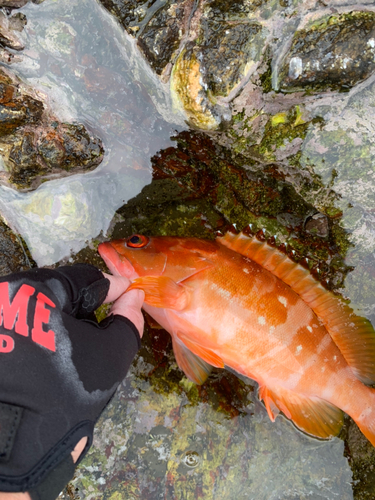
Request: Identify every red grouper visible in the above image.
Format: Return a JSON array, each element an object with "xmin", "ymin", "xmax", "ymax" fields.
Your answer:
[{"xmin": 98, "ymin": 230, "xmax": 375, "ymax": 445}]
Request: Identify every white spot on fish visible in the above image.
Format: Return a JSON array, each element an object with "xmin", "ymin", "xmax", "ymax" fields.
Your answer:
[
  {"xmin": 317, "ymin": 334, "xmax": 331, "ymax": 354},
  {"xmin": 269, "ymin": 326, "xmax": 275, "ymax": 334},
  {"xmin": 289, "ymin": 57, "xmax": 303, "ymax": 79},
  {"xmin": 258, "ymin": 316, "xmax": 266, "ymax": 326},
  {"xmin": 243, "ymin": 268, "xmax": 249, "ymax": 274},
  {"xmin": 333, "ymin": 355, "xmax": 337, "ymax": 361},
  {"xmin": 321, "ymin": 387, "xmax": 334, "ymax": 400},
  {"xmin": 296, "ymin": 345, "xmax": 302, "ymax": 354},
  {"xmin": 278, "ymin": 296, "xmax": 287, "ymax": 307},
  {"xmin": 307, "ymin": 325, "xmax": 312, "ymax": 333}
]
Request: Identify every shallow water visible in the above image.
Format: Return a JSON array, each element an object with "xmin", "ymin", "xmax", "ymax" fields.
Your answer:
[
  {"xmin": 1, "ymin": 0, "xmax": 375, "ymax": 498},
  {"xmin": 0, "ymin": 0, "xmax": 185, "ymax": 265}
]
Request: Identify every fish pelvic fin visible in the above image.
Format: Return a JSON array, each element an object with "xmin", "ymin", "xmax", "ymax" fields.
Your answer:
[
  {"xmin": 218, "ymin": 230, "xmax": 375, "ymax": 385},
  {"xmin": 258, "ymin": 385, "xmax": 343, "ymax": 439},
  {"xmin": 176, "ymin": 331, "xmax": 224, "ymax": 369},
  {"xmin": 172, "ymin": 335, "xmax": 214, "ymax": 385},
  {"xmin": 128, "ymin": 276, "xmax": 189, "ymax": 310}
]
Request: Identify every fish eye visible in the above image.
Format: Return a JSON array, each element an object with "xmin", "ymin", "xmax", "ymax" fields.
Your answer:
[{"xmin": 126, "ymin": 234, "xmax": 149, "ymax": 248}]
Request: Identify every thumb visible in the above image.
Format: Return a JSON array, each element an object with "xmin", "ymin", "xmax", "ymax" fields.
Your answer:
[
  {"xmin": 103, "ymin": 273, "xmax": 131, "ymax": 303},
  {"xmin": 110, "ymin": 289, "xmax": 145, "ymax": 338}
]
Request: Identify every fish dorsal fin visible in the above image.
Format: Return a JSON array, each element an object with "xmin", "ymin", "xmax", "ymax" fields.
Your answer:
[
  {"xmin": 176, "ymin": 331, "xmax": 225, "ymax": 369},
  {"xmin": 172, "ymin": 335, "xmax": 213, "ymax": 384},
  {"xmin": 128, "ymin": 276, "xmax": 190, "ymax": 310},
  {"xmin": 258, "ymin": 385, "xmax": 344, "ymax": 439},
  {"xmin": 218, "ymin": 230, "xmax": 375, "ymax": 385}
]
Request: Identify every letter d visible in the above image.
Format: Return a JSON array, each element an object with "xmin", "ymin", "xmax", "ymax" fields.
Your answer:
[{"xmin": 0, "ymin": 334, "xmax": 15, "ymax": 353}]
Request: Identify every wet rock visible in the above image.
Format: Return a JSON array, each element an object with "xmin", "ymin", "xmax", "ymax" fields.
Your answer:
[
  {"xmin": 344, "ymin": 418, "xmax": 375, "ymax": 500},
  {"xmin": 170, "ymin": 0, "xmax": 265, "ymax": 129},
  {"xmin": 137, "ymin": 0, "xmax": 190, "ymax": 76},
  {"xmin": 0, "ymin": 0, "xmax": 28, "ymax": 8},
  {"xmin": 0, "ymin": 0, "xmax": 43, "ymax": 8},
  {"xmin": 100, "ymin": 0, "xmax": 266, "ymax": 129},
  {"xmin": 0, "ymin": 219, "xmax": 34, "ymax": 276},
  {"xmin": 99, "ymin": 1, "xmax": 375, "ymax": 133},
  {"xmin": 100, "ymin": 0, "xmax": 192, "ymax": 76},
  {"xmin": 304, "ymin": 212, "xmax": 329, "ymax": 238},
  {"xmin": 0, "ymin": 71, "xmax": 43, "ymax": 135},
  {"xmin": 0, "ymin": 9, "xmax": 24, "ymax": 49},
  {"xmin": 170, "ymin": 43, "xmax": 231, "ymax": 131},
  {"xmin": 8, "ymin": 12, "xmax": 27, "ymax": 31},
  {"xmin": 0, "ymin": 67, "xmax": 104, "ymax": 190},
  {"xmin": 278, "ymin": 12, "xmax": 375, "ymax": 92}
]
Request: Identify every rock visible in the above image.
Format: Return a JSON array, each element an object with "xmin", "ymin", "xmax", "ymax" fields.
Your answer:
[
  {"xmin": 99, "ymin": 0, "xmax": 266, "ymax": 130},
  {"xmin": 304, "ymin": 212, "xmax": 329, "ymax": 238},
  {"xmin": 8, "ymin": 12, "xmax": 27, "ymax": 32},
  {"xmin": 169, "ymin": 0, "xmax": 266, "ymax": 130},
  {"xmin": 344, "ymin": 418, "xmax": 375, "ymax": 500},
  {"xmin": 0, "ymin": 71, "xmax": 43, "ymax": 136},
  {"xmin": 0, "ymin": 9, "xmax": 24, "ymax": 49},
  {"xmin": 137, "ymin": 0, "xmax": 191, "ymax": 76},
  {"xmin": 99, "ymin": 1, "xmax": 375, "ymax": 131},
  {"xmin": 0, "ymin": 218, "xmax": 34, "ymax": 276},
  {"xmin": 0, "ymin": 67, "xmax": 104, "ymax": 190},
  {"xmin": 0, "ymin": 0, "xmax": 28, "ymax": 8},
  {"xmin": 278, "ymin": 11, "xmax": 375, "ymax": 92}
]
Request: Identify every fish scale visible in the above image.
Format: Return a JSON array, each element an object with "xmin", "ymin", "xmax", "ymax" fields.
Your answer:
[{"xmin": 98, "ymin": 231, "xmax": 375, "ymax": 446}]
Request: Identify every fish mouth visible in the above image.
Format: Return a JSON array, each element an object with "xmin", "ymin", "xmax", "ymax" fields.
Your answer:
[{"xmin": 98, "ymin": 241, "xmax": 137, "ymax": 279}]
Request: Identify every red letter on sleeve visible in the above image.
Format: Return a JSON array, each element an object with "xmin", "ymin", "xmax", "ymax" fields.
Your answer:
[
  {"xmin": 31, "ymin": 292, "xmax": 56, "ymax": 352},
  {"xmin": 0, "ymin": 334, "xmax": 15, "ymax": 353},
  {"xmin": 0, "ymin": 282, "xmax": 35, "ymax": 337}
]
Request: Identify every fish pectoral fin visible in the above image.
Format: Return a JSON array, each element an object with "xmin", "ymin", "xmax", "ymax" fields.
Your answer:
[
  {"xmin": 128, "ymin": 276, "xmax": 189, "ymax": 310},
  {"xmin": 259, "ymin": 385, "xmax": 344, "ymax": 439},
  {"xmin": 172, "ymin": 336, "xmax": 213, "ymax": 385},
  {"xmin": 176, "ymin": 332, "xmax": 225, "ymax": 369}
]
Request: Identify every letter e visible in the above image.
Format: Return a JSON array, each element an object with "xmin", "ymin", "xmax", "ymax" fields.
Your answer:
[{"xmin": 31, "ymin": 293, "xmax": 56, "ymax": 352}]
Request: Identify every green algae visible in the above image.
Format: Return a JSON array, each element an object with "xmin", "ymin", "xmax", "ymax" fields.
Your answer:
[{"xmin": 254, "ymin": 106, "xmax": 321, "ymax": 161}]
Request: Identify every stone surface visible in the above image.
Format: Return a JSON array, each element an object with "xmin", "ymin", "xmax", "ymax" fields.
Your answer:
[
  {"xmin": 99, "ymin": 1, "xmax": 375, "ymax": 130},
  {"xmin": 278, "ymin": 12, "xmax": 375, "ymax": 92},
  {"xmin": 0, "ymin": 219, "xmax": 34, "ymax": 276},
  {"xmin": 0, "ymin": 67, "xmax": 104, "ymax": 190}
]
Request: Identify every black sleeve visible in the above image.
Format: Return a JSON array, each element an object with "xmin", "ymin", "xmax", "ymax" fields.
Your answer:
[
  {"xmin": 0, "ymin": 265, "xmax": 142, "ymax": 496},
  {"xmin": 54, "ymin": 264, "xmax": 110, "ymax": 319},
  {"xmin": 65, "ymin": 314, "xmax": 141, "ymax": 392},
  {"xmin": 5, "ymin": 264, "xmax": 110, "ymax": 318}
]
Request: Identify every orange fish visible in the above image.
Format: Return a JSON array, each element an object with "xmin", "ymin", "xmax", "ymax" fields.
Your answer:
[{"xmin": 98, "ymin": 230, "xmax": 375, "ymax": 445}]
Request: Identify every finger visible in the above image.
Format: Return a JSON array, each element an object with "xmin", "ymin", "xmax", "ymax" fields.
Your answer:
[
  {"xmin": 110, "ymin": 289, "xmax": 145, "ymax": 338},
  {"xmin": 103, "ymin": 273, "xmax": 131, "ymax": 303}
]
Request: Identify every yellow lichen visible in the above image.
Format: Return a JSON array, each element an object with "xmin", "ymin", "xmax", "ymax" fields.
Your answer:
[{"xmin": 171, "ymin": 50, "xmax": 220, "ymax": 131}]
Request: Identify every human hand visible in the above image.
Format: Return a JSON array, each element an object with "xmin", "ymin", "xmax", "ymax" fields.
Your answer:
[
  {"xmin": 0, "ymin": 263, "xmax": 143, "ymax": 499},
  {"xmin": 103, "ymin": 273, "xmax": 145, "ymax": 337}
]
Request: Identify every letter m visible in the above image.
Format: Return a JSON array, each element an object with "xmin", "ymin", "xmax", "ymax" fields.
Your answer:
[{"xmin": 0, "ymin": 282, "xmax": 35, "ymax": 337}]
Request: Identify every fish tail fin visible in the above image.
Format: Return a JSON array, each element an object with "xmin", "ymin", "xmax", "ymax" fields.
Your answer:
[{"xmin": 352, "ymin": 387, "xmax": 375, "ymax": 447}]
